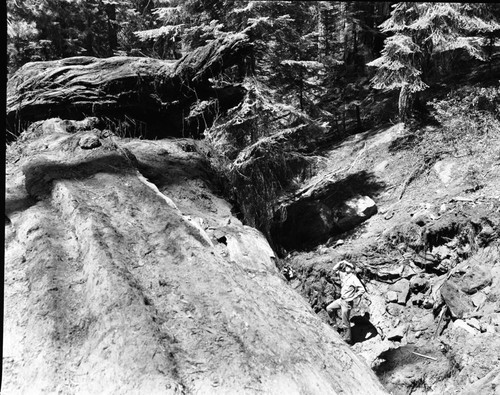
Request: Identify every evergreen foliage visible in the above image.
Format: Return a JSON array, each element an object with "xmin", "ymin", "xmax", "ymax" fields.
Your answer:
[
  {"xmin": 6, "ymin": 1, "xmax": 500, "ymax": 128},
  {"xmin": 6, "ymin": 0, "xmax": 500, "ymax": 249},
  {"xmin": 367, "ymin": 2, "xmax": 500, "ymax": 124}
]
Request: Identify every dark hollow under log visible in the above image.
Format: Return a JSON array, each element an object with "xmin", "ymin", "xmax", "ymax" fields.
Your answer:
[{"xmin": 7, "ymin": 33, "xmax": 252, "ymax": 139}]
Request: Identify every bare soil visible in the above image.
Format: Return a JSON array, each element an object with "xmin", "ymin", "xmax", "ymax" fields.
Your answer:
[{"xmin": 284, "ymin": 123, "xmax": 500, "ymax": 394}]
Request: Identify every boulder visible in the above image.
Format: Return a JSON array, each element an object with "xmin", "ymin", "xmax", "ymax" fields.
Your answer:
[
  {"xmin": 389, "ymin": 279, "xmax": 410, "ymax": 305},
  {"xmin": 386, "ymin": 291, "xmax": 399, "ymax": 303},
  {"xmin": 456, "ymin": 266, "xmax": 493, "ymax": 295},
  {"xmin": 79, "ymin": 133, "xmax": 101, "ymax": 149},
  {"xmin": 410, "ymin": 275, "xmax": 429, "ymax": 293},
  {"xmin": 471, "ymin": 291, "xmax": 487, "ymax": 308},
  {"xmin": 440, "ymin": 280, "xmax": 475, "ymax": 319},
  {"xmin": 337, "ymin": 195, "xmax": 377, "ymax": 231},
  {"xmin": 386, "ymin": 303, "xmax": 405, "ymax": 316},
  {"xmin": 386, "ymin": 325, "xmax": 407, "ymax": 341},
  {"xmin": 411, "ymin": 313, "xmax": 435, "ymax": 332}
]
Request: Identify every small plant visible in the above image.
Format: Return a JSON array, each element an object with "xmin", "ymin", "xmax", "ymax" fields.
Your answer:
[{"xmin": 464, "ymin": 163, "xmax": 485, "ymax": 192}]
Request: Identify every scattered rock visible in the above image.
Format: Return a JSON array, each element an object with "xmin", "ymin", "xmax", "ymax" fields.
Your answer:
[
  {"xmin": 432, "ymin": 245, "xmax": 452, "ymax": 259},
  {"xmin": 411, "ymin": 313, "xmax": 435, "ymax": 332},
  {"xmin": 440, "ymin": 280, "xmax": 475, "ymax": 319},
  {"xmin": 411, "ymin": 208, "xmax": 438, "ymax": 226},
  {"xmin": 386, "ymin": 303, "xmax": 404, "ymax": 316},
  {"xmin": 490, "ymin": 313, "xmax": 500, "ymax": 327},
  {"xmin": 422, "ymin": 297, "xmax": 434, "ymax": 309},
  {"xmin": 386, "ymin": 291, "xmax": 399, "ymax": 304},
  {"xmin": 386, "ymin": 325, "xmax": 407, "ymax": 341},
  {"xmin": 456, "ymin": 266, "xmax": 493, "ymax": 295},
  {"xmin": 410, "ymin": 275, "xmax": 429, "ymax": 293},
  {"xmin": 412, "ymin": 252, "xmax": 440, "ymax": 270},
  {"xmin": 476, "ymin": 225, "xmax": 496, "ymax": 246},
  {"xmin": 389, "ymin": 279, "xmax": 410, "ymax": 305},
  {"xmin": 436, "ymin": 258, "xmax": 454, "ymax": 273},
  {"xmin": 79, "ymin": 133, "xmax": 101, "ymax": 149},
  {"xmin": 471, "ymin": 291, "xmax": 487, "ymax": 308},
  {"xmin": 409, "ymin": 293, "xmax": 424, "ymax": 306},
  {"xmin": 459, "ymin": 367, "xmax": 500, "ymax": 395}
]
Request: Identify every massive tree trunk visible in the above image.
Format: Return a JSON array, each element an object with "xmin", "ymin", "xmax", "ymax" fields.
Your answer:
[
  {"xmin": 7, "ymin": 33, "xmax": 252, "ymax": 139},
  {"xmin": 4, "ymin": 118, "xmax": 388, "ymax": 394}
]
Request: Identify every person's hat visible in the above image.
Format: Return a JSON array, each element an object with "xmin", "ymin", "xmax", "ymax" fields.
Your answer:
[{"xmin": 339, "ymin": 260, "xmax": 354, "ymax": 269}]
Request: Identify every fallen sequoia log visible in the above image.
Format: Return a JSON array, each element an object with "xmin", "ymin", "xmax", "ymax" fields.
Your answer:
[
  {"xmin": 6, "ymin": 33, "xmax": 250, "ymax": 139},
  {"xmin": 4, "ymin": 118, "xmax": 388, "ymax": 394}
]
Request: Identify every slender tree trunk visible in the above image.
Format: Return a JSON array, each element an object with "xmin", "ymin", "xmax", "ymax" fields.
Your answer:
[
  {"xmin": 342, "ymin": 108, "xmax": 346, "ymax": 133},
  {"xmin": 398, "ymin": 84, "xmax": 414, "ymax": 125},
  {"xmin": 299, "ymin": 70, "xmax": 304, "ymax": 111},
  {"xmin": 317, "ymin": 2, "xmax": 328, "ymax": 62},
  {"xmin": 105, "ymin": 3, "xmax": 118, "ymax": 55},
  {"xmin": 355, "ymin": 105, "xmax": 362, "ymax": 131},
  {"xmin": 339, "ymin": 2, "xmax": 348, "ymax": 63}
]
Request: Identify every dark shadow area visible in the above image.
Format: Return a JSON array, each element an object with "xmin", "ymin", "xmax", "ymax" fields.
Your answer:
[
  {"xmin": 7, "ymin": 85, "xmax": 246, "ymax": 142},
  {"xmin": 22, "ymin": 152, "xmax": 138, "ymax": 200},
  {"xmin": 354, "ymin": 123, "xmax": 394, "ymax": 145},
  {"xmin": 374, "ymin": 345, "xmax": 429, "ymax": 378},
  {"xmin": 5, "ymin": 196, "xmax": 38, "ymax": 217},
  {"xmin": 350, "ymin": 313, "xmax": 378, "ymax": 344},
  {"xmin": 271, "ymin": 171, "xmax": 385, "ymax": 252},
  {"xmin": 314, "ymin": 171, "xmax": 385, "ymax": 206},
  {"xmin": 373, "ymin": 344, "xmax": 448, "ymax": 394},
  {"xmin": 388, "ymin": 132, "xmax": 420, "ymax": 153}
]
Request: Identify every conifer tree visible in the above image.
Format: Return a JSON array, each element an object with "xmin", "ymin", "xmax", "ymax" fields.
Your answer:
[{"xmin": 368, "ymin": 2, "xmax": 500, "ymax": 124}]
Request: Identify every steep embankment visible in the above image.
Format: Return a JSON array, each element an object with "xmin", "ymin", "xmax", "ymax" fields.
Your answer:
[
  {"xmin": 4, "ymin": 119, "xmax": 387, "ymax": 394},
  {"xmin": 282, "ymin": 121, "xmax": 500, "ymax": 394}
]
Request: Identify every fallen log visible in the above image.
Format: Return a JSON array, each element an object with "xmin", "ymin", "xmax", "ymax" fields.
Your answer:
[{"xmin": 7, "ymin": 33, "xmax": 251, "ymax": 139}]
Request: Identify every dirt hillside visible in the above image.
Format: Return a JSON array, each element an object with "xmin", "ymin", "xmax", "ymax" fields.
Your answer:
[
  {"xmin": 4, "ymin": 118, "xmax": 387, "ymax": 394},
  {"xmin": 283, "ymin": 122, "xmax": 500, "ymax": 394}
]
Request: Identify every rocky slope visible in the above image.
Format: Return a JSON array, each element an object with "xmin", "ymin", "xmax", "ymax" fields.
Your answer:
[
  {"xmin": 4, "ymin": 118, "xmax": 387, "ymax": 394},
  {"xmin": 281, "ymin": 123, "xmax": 500, "ymax": 394}
]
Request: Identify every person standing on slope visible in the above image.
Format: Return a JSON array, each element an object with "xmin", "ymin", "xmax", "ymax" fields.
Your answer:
[{"xmin": 326, "ymin": 260, "xmax": 365, "ymax": 345}]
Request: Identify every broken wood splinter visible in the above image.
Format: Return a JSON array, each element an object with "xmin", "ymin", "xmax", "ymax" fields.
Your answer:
[{"xmin": 411, "ymin": 351, "xmax": 438, "ymax": 361}]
